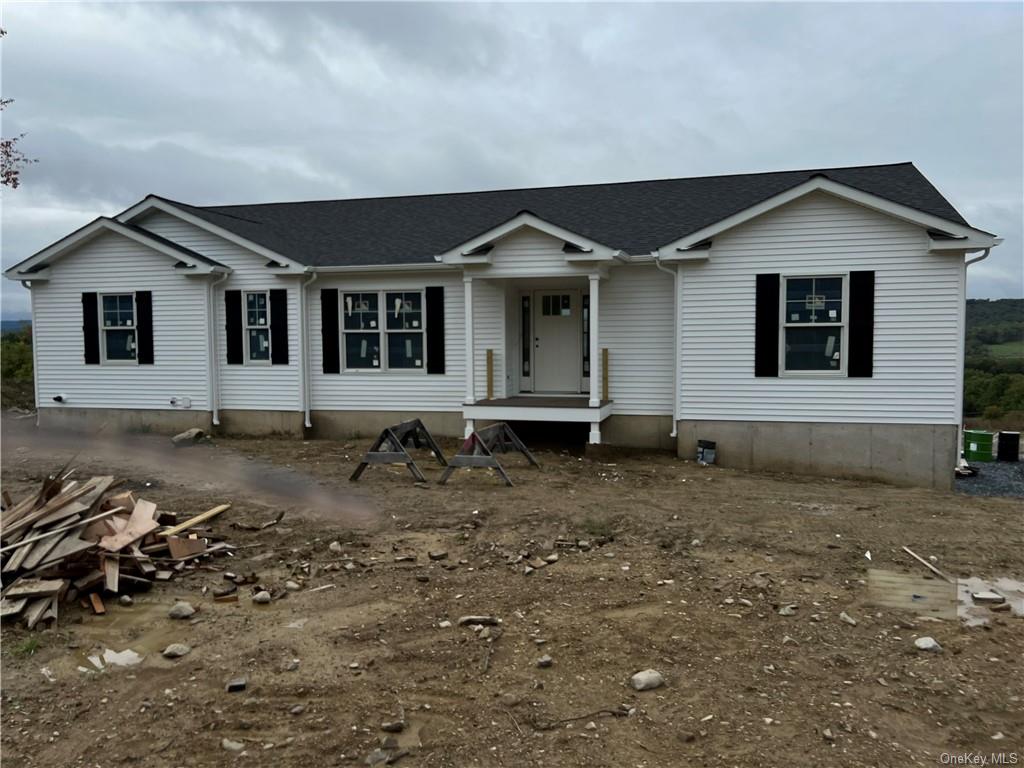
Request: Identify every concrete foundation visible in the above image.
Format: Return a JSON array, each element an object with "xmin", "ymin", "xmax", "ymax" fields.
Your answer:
[
  {"xmin": 36, "ymin": 406, "xmax": 212, "ymax": 435},
  {"xmin": 215, "ymin": 410, "xmax": 304, "ymax": 437},
  {"xmin": 599, "ymin": 414, "xmax": 676, "ymax": 451},
  {"xmin": 309, "ymin": 410, "xmax": 464, "ymax": 440},
  {"xmin": 675, "ymin": 420, "xmax": 958, "ymax": 490}
]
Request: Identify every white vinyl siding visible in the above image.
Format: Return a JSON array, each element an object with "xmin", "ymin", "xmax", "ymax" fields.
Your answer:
[
  {"xmin": 139, "ymin": 212, "xmax": 300, "ymax": 411},
  {"xmin": 679, "ymin": 192, "xmax": 962, "ymax": 424},
  {"xmin": 484, "ymin": 229, "xmax": 598, "ymax": 278},
  {"xmin": 473, "ymin": 280, "xmax": 506, "ymax": 399},
  {"xmin": 31, "ymin": 231, "xmax": 209, "ymax": 410},
  {"xmin": 310, "ymin": 273, "xmax": 465, "ymax": 411},
  {"xmin": 600, "ymin": 265, "xmax": 675, "ymax": 415}
]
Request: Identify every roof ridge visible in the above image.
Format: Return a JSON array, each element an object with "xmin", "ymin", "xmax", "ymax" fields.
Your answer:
[{"xmin": 197, "ymin": 162, "xmax": 917, "ymax": 210}]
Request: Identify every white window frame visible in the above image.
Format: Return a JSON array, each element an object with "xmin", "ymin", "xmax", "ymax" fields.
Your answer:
[
  {"xmin": 341, "ymin": 289, "xmax": 427, "ymax": 373},
  {"xmin": 98, "ymin": 291, "xmax": 138, "ymax": 366},
  {"xmin": 779, "ymin": 273, "xmax": 848, "ymax": 377},
  {"xmin": 243, "ymin": 290, "xmax": 272, "ymax": 365}
]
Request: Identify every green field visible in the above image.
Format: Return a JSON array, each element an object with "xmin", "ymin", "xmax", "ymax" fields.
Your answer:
[{"xmin": 986, "ymin": 339, "xmax": 1024, "ymax": 360}]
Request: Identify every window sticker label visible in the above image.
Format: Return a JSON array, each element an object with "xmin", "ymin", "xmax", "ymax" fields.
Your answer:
[
  {"xmin": 805, "ymin": 294, "xmax": 825, "ymax": 310},
  {"xmin": 828, "ymin": 309, "xmax": 837, "ymax": 319}
]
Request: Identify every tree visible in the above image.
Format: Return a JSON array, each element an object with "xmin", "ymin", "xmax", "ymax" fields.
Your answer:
[{"xmin": 0, "ymin": 28, "xmax": 36, "ymax": 189}]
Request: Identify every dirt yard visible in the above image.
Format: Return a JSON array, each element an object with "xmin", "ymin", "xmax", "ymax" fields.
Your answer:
[{"xmin": 1, "ymin": 418, "xmax": 1022, "ymax": 767}]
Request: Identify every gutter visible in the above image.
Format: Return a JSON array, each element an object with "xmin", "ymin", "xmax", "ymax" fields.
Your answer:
[
  {"xmin": 299, "ymin": 270, "xmax": 318, "ymax": 428},
  {"xmin": 207, "ymin": 272, "xmax": 229, "ymax": 425},
  {"xmin": 965, "ymin": 247, "xmax": 991, "ymax": 267},
  {"xmin": 652, "ymin": 253, "xmax": 680, "ymax": 439}
]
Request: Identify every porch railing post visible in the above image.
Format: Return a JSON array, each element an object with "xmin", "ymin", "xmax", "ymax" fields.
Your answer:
[
  {"xmin": 588, "ymin": 274, "xmax": 600, "ymax": 407},
  {"xmin": 464, "ymin": 276, "xmax": 475, "ymax": 405},
  {"xmin": 486, "ymin": 348, "xmax": 494, "ymax": 400}
]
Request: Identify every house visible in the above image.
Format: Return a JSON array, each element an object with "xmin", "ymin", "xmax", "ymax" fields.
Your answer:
[{"xmin": 4, "ymin": 162, "xmax": 1001, "ymax": 489}]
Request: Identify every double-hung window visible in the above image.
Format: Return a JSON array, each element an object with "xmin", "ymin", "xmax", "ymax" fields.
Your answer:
[
  {"xmin": 245, "ymin": 291, "xmax": 271, "ymax": 362},
  {"xmin": 342, "ymin": 290, "xmax": 425, "ymax": 371},
  {"xmin": 100, "ymin": 293, "xmax": 137, "ymax": 362},
  {"xmin": 781, "ymin": 275, "xmax": 845, "ymax": 373}
]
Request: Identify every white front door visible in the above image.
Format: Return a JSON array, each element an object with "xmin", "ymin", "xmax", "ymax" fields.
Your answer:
[{"xmin": 533, "ymin": 290, "xmax": 580, "ymax": 392}]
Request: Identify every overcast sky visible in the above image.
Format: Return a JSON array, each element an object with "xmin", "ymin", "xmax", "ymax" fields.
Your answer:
[{"xmin": 1, "ymin": 2, "xmax": 1021, "ymax": 317}]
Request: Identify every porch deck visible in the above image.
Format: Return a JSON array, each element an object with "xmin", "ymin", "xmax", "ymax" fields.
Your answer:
[{"xmin": 462, "ymin": 395, "xmax": 613, "ymax": 424}]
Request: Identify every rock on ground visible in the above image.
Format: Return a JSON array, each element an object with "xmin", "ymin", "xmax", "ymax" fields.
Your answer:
[
  {"xmin": 631, "ymin": 669, "xmax": 665, "ymax": 691},
  {"xmin": 167, "ymin": 601, "xmax": 195, "ymax": 620},
  {"xmin": 162, "ymin": 643, "xmax": 192, "ymax": 659}
]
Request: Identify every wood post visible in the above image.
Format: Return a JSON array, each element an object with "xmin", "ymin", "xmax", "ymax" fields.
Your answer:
[
  {"xmin": 486, "ymin": 349, "xmax": 494, "ymax": 400},
  {"xmin": 601, "ymin": 347, "xmax": 609, "ymax": 401}
]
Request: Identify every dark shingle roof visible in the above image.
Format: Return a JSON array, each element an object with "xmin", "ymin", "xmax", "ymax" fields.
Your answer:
[{"xmin": 160, "ymin": 162, "xmax": 969, "ymax": 267}]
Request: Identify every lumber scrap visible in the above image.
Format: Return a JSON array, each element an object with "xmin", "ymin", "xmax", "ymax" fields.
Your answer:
[
  {"xmin": 99, "ymin": 499, "xmax": 159, "ymax": 552},
  {"xmin": 4, "ymin": 578, "xmax": 67, "ymax": 600},
  {"xmin": 158, "ymin": 504, "xmax": 231, "ymax": 538},
  {"xmin": 167, "ymin": 535, "xmax": 207, "ymax": 559},
  {"xmin": 2, "ymin": 483, "xmax": 97, "ymax": 539},
  {"xmin": 102, "ymin": 556, "xmax": 119, "ymax": 593},
  {"xmin": 22, "ymin": 596, "xmax": 53, "ymax": 629},
  {"xmin": 0, "ymin": 507, "xmax": 124, "ymax": 555},
  {"xmin": 902, "ymin": 546, "xmax": 954, "ymax": 584},
  {"xmin": 0, "ymin": 597, "xmax": 28, "ymax": 618}
]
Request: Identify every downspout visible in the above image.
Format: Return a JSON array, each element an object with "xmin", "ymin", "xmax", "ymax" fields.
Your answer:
[
  {"xmin": 208, "ymin": 272, "xmax": 229, "ymax": 426},
  {"xmin": 958, "ymin": 248, "xmax": 991, "ymax": 462},
  {"xmin": 652, "ymin": 254, "xmax": 680, "ymax": 438},
  {"xmin": 21, "ymin": 280, "xmax": 41, "ymax": 428},
  {"xmin": 299, "ymin": 271, "xmax": 318, "ymax": 429}
]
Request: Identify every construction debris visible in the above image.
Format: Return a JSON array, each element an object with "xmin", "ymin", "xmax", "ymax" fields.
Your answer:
[{"xmin": 0, "ymin": 466, "xmax": 234, "ymax": 630}]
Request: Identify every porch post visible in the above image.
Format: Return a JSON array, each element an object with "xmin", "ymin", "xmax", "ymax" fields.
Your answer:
[
  {"xmin": 464, "ymin": 276, "xmax": 475, "ymax": 405},
  {"xmin": 588, "ymin": 274, "xmax": 600, "ymax": 409}
]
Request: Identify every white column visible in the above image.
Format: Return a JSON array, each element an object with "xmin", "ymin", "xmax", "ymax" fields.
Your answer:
[
  {"xmin": 588, "ymin": 273, "xmax": 600, "ymax": 408},
  {"xmin": 464, "ymin": 276, "xmax": 475, "ymax": 405}
]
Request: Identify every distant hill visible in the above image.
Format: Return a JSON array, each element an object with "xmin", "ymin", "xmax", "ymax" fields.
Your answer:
[
  {"xmin": 964, "ymin": 298, "xmax": 1024, "ymax": 420},
  {"xmin": 1, "ymin": 319, "xmax": 30, "ymax": 335}
]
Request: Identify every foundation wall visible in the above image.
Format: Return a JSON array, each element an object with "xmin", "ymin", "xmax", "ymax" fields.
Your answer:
[{"xmin": 675, "ymin": 420, "xmax": 958, "ymax": 490}]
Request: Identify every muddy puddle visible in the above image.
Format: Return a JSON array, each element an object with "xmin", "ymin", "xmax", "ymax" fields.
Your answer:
[
  {"xmin": 65, "ymin": 599, "xmax": 185, "ymax": 674},
  {"xmin": 958, "ymin": 576, "xmax": 1024, "ymax": 627}
]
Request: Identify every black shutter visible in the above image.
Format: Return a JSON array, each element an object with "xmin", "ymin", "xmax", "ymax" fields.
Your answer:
[
  {"xmin": 754, "ymin": 273, "xmax": 780, "ymax": 377},
  {"xmin": 225, "ymin": 290, "xmax": 243, "ymax": 365},
  {"xmin": 269, "ymin": 289, "xmax": 289, "ymax": 365},
  {"xmin": 848, "ymin": 271, "xmax": 875, "ymax": 378},
  {"xmin": 426, "ymin": 286, "xmax": 445, "ymax": 374},
  {"xmin": 82, "ymin": 292, "xmax": 100, "ymax": 365},
  {"xmin": 321, "ymin": 288, "xmax": 340, "ymax": 374},
  {"xmin": 135, "ymin": 291, "xmax": 154, "ymax": 365}
]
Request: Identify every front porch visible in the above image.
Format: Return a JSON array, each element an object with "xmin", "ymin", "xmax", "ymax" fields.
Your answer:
[{"xmin": 463, "ymin": 395, "xmax": 613, "ymax": 432}]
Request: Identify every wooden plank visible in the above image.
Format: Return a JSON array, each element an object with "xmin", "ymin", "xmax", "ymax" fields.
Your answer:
[
  {"xmin": 35, "ymin": 531, "xmax": 95, "ymax": 570},
  {"xmin": 867, "ymin": 568, "xmax": 957, "ymax": 619},
  {"xmin": 30, "ymin": 500, "xmax": 89, "ymax": 530},
  {"xmin": 2, "ymin": 541, "xmax": 33, "ymax": 573},
  {"xmin": 0, "ymin": 507, "xmax": 123, "ymax": 555},
  {"xmin": 22, "ymin": 596, "xmax": 52, "ymax": 629},
  {"xmin": 901, "ymin": 546, "xmax": 954, "ymax": 583},
  {"xmin": 99, "ymin": 499, "xmax": 159, "ymax": 552},
  {"xmin": 103, "ymin": 556, "xmax": 119, "ymax": 593},
  {"xmin": 20, "ymin": 528, "xmax": 71, "ymax": 571},
  {"xmin": 2, "ymin": 483, "xmax": 96, "ymax": 539},
  {"xmin": 4, "ymin": 578, "xmax": 66, "ymax": 599},
  {"xmin": 158, "ymin": 504, "xmax": 231, "ymax": 538},
  {"xmin": 0, "ymin": 596, "xmax": 27, "ymax": 618},
  {"xmin": 73, "ymin": 570, "xmax": 104, "ymax": 591},
  {"xmin": 129, "ymin": 545, "xmax": 157, "ymax": 576},
  {"xmin": 167, "ymin": 535, "xmax": 207, "ymax": 560},
  {"xmin": 486, "ymin": 349, "xmax": 494, "ymax": 400}
]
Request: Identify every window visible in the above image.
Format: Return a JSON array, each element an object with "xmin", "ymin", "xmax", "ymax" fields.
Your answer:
[
  {"xmin": 542, "ymin": 294, "xmax": 571, "ymax": 316},
  {"xmin": 245, "ymin": 291, "xmax": 271, "ymax": 362},
  {"xmin": 782, "ymin": 275, "xmax": 844, "ymax": 372},
  {"xmin": 100, "ymin": 293, "xmax": 137, "ymax": 362},
  {"xmin": 342, "ymin": 290, "xmax": 425, "ymax": 371}
]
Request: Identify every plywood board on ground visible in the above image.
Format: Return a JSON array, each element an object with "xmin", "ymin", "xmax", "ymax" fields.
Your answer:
[{"xmin": 867, "ymin": 568, "xmax": 957, "ymax": 619}]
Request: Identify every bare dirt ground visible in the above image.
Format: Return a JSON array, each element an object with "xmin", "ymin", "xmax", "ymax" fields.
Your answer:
[{"xmin": 1, "ymin": 417, "xmax": 1022, "ymax": 767}]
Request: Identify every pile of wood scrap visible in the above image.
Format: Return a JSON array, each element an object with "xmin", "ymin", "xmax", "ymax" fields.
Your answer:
[{"xmin": 0, "ymin": 466, "xmax": 232, "ymax": 629}]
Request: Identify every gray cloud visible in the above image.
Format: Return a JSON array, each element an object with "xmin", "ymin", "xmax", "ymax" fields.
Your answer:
[{"xmin": 2, "ymin": 2, "xmax": 1021, "ymax": 317}]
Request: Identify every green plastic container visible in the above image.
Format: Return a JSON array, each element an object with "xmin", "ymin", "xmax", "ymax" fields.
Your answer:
[{"xmin": 964, "ymin": 429, "xmax": 995, "ymax": 462}]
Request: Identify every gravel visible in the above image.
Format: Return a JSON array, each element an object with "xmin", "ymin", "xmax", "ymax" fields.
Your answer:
[{"xmin": 956, "ymin": 461, "xmax": 1024, "ymax": 498}]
